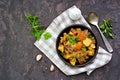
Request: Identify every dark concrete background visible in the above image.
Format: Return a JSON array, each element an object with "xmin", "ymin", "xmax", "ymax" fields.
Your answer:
[{"xmin": 0, "ymin": 0, "xmax": 120, "ymax": 80}]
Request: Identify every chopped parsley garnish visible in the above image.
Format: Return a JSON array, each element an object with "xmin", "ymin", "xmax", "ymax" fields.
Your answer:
[
  {"xmin": 66, "ymin": 36, "xmax": 79, "ymax": 45},
  {"xmin": 25, "ymin": 14, "xmax": 52, "ymax": 40},
  {"xmin": 60, "ymin": 52, "xmax": 66, "ymax": 56},
  {"xmin": 82, "ymin": 47, "xmax": 87, "ymax": 51},
  {"xmin": 74, "ymin": 54, "xmax": 79, "ymax": 59},
  {"xmin": 89, "ymin": 35, "xmax": 94, "ymax": 39}
]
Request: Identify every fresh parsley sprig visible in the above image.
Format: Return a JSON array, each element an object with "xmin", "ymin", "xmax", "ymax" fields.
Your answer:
[
  {"xmin": 25, "ymin": 14, "xmax": 51, "ymax": 40},
  {"xmin": 26, "ymin": 14, "xmax": 39, "ymax": 26},
  {"xmin": 100, "ymin": 19, "xmax": 114, "ymax": 38}
]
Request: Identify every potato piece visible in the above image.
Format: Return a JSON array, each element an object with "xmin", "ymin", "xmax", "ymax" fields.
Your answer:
[
  {"xmin": 63, "ymin": 54, "xmax": 71, "ymax": 59},
  {"xmin": 60, "ymin": 37, "xmax": 63, "ymax": 43},
  {"xmin": 88, "ymin": 47, "xmax": 93, "ymax": 50},
  {"xmin": 65, "ymin": 49, "xmax": 69, "ymax": 54},
  {"xmin": 83, "ymin": 38, "xmax": 92, "ymax": 47},
  {"xmin": 70, "ymin": 58, "xmax": 76, "ymax": 66},
  {"xmin": 58, "ymin": 45, "xmax": 64, "ymax": 52},
  {"xmin": 90, "ymin": 44, "xmax": 96, "ymax": 48},
  {"xmin": 88, "ymin": 50, "xmax": 95, "ymax": 56},
  {"xmin": 63, "ymin": 33, "xmax": 67, "ymax": 36},
  {"xmin": 69, "ymin": 31, "xmax": 74, "ymax": 35},
  {"xmin": 76, "ymin": 28, "xmax": 81, "ymax": 31}
]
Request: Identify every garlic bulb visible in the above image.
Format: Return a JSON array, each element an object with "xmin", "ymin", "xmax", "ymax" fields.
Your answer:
[{"xmin": 69, "ymin": 8, "xmax": 81, "ymax": 20}]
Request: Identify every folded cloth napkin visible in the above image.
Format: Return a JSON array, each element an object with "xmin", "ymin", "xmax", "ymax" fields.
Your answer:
[{"xmin": 34, "ymin": 5, "xmax": 112, "ymax": 75}]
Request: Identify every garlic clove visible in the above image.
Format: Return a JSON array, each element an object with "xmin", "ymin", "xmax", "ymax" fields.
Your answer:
[
  {"xmin": 50, "ymin": 65, "xmax": 55, "ymax": 71},
  {"xmin": 36, "ymin": 54, "xmax": 42, "ymax": 61}
]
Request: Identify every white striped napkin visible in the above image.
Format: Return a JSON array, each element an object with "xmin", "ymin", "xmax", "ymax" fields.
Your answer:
[{"xmin": 34, "ymin": 5, "xmax": 112, "ymax": 75}]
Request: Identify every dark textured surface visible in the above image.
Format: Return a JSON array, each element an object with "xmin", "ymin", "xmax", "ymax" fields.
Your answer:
[{"xmin": 0, "ymin": 0, "xmax": 120, "ymax": 80}]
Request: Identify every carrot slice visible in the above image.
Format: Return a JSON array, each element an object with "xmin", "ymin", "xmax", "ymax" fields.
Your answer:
[
  {"xmin": 92, "ymin": 39, "xmax": 96, "ymax": 44},
  {"xmin": 63, "ymin": 35, "xmax": 66, "ymax": 41},
  {"xmin": 78, "ymin": 32, "xmax": 85, "ymax": 40},
  {"xmin": 75, "ymin": 42, "xmax": 83, "ymax": 50}
]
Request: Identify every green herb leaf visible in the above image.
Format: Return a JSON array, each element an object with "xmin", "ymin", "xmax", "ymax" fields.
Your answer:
[
  {"xmin": 82, "ymin": 47, "xmax": 87, "ymax": 51},
  {"xmin": 100, "ymin": 19, "xmax": 114, "ymax": 39},
  {"xmin": 100, "ymin": 24, "xmax": 105, "ymax": 30},
  {"xmin": 89, "ymin": 35, "xmax": 94, "ymax": 39},
  {"xmin": 108, "ymin": 32, "xmax": 114, "ymax": 38},
  {"xmin": 70, "ymin": 36, "xmax": 75, "ymax": 41},
  {"xmin": 75, "ymin": 37, "xmax": 79, "ymax": 42},
  {"xmin": 34, "ymin": 30, "xmax": 45, "ymax": 40},
  {"xmin": 43, "ymin": 32, "xmax": 52, "ymax": 40},
  {"xmin": 103, "ymin": 29, "xmax": 107, "ymax": 33},
  {"xmin": 66, "ymin": 36, "xmax": 78, "ymax": 45},
  {"xmin": 66, "ymin": 36, "xmax": 69, "ymax": 41},
  {"xmin": 107, "ymin": 20, "xmax": 112, "ymax": 27},
  {"xmin": 74, "ymin": 54, "xmax": 79, "ymax": 59},
  {"xmin": 60, "ymin": 52, "xmax": 66, "ymax": 56}
]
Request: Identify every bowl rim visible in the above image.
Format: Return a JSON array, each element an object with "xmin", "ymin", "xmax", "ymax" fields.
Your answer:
[{"xmin": 56, "ymin": 24, "xmax": 99, "ymax": 67}]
